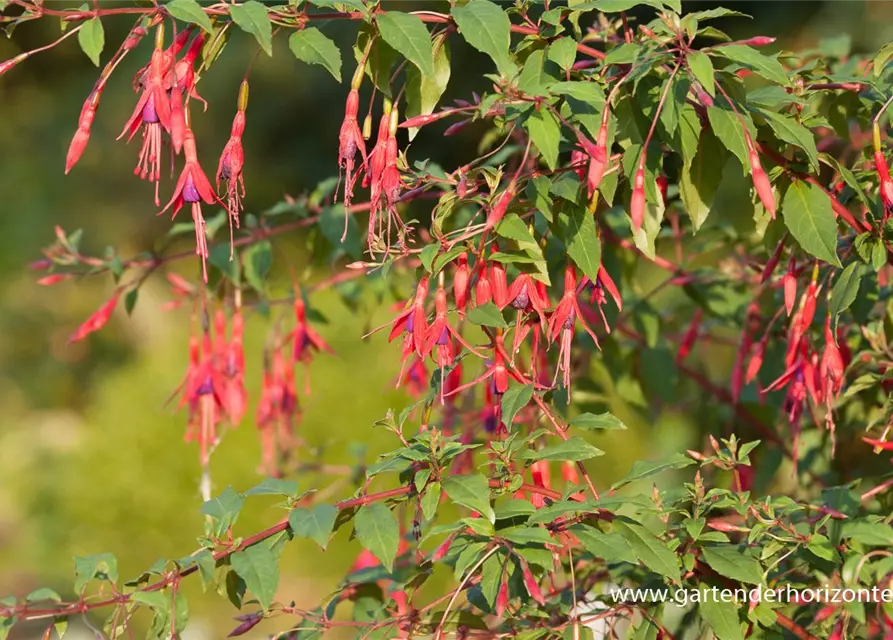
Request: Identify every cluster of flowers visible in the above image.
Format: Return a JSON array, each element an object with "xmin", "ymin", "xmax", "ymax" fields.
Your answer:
[
  {"xmin": 166, "ymin": 274, "xmax": 333, "ymax": 475},
  {"xmin": 66, "ymin": 23, "xmax": 247, "ymax": 281}
]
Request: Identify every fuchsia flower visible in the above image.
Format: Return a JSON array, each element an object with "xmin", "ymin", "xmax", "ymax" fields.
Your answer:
[
  {"xmin": 213, "ymin": 309, "xmax": 247, "ymax": 426},
  {"xmin": 388, "ymin": 277, "xmax": 430, "ymax": 381},
  {"xmin": 630, "ymin": 159, "xmax": 646, "ymax": 233},
  {"xmin": 875, "ymin": 150, "xmax": 893, "ymax": 218},
  {"xmin": 288, "ymin": 296, "xmax": 334, "ymax": 394},
  {"xmin": 453, "ymin": 252, "xmax": 470, "ymax": 312},
  {"xmin": 574, "ymin": 109, "xmax": 609, "ymax": 197},
  {"xmin": 746, "ymin": 137, "xmax": 776, "ymax": 218},
  {"xmin": 783, "ymin": 257, "xmax": 797, "ymax": 316},
  {"xmin": 586, "ymin": 264, "xmax": 623, "ymax": 330},
  {"xmin": 424, "ymin": 277, "xmax": 483, "ymax": 401},
  {"xmin": 217, "ymin": 81, "xmax": 250, "ymax": 244},
  {"xmin": 337, "ymin": 87, "xmax": 367, "ymax": 239},
  {"xmin": 167, "ymin": 32, "xmax": 206, "ymax": 155},
  {"xmin": 820, "ymin": 316, "xmax": 845, "ymax": 453},
  {"xmin": 159, "ymin": 129, "xmax": 221, "ymax": 282},
  {"xmin": 256, "ymin": 347, "xmax": 300, "ymax": 477},
  {"xmin": 177, "ymin": 331, "xmax": 226, "ymax": 466},
  {"xmin": 548, "ymin": 265, "xmax": 602, "ymax": 397},
  {"xmin": 119, "ymin": 26, "xmax": 175, "ymax": 206},
  {"xmin": 68, "ymin": 290, "xmax": 121, "ymax": 344}
]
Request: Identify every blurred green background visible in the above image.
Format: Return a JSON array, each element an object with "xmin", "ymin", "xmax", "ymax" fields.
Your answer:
[{"xmin": 1, "ymin": 1, "xmax": 892, "ymax": 638}]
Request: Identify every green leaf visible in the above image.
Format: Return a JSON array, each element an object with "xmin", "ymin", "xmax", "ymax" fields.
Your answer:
[
  {"xmin": 245, "ymin": 478, "xmax": 299, "ymax": 497},
  {"xmin": 376, "ymin": 12, "xmax": 435, "ymax": 77},
  {"xmin": 501, "ymin": 526, "xmax": 554, "ymax": 546},
  {"xmin": 209, "ymin": 243, "xmax": 241, "ymax": 284},
  {"xmin": 242, "ymin": 240, "xmax": 272, "ymax": 292},
  {"xmin": 571, "ymin": 524, "xmax": 637, "ymax": 564},
  {"xmin": 830, "ymin": 262, "xmax": 863, "ymax": 318},
  {"xmin": 74, "ymin": 553, "xmax": 118, "ymax": 592},
  {"xmin": 604, "ymin": 42, "xmax": 641, "ymax": 66},
  {"xmin": 612, "ymin": 453, "xmax": 695, "ymax": 490},
  {"xmin": 501, "ymin": 383, "xmax": 534, "ymax": 430},
  {"xmin": 288, "ymin": 28, "xmax": 342, "ymax": 82},
  {"xmin": 842, "ymin": 520, "xmax": 893, "ymax": 546},
  {"xmin": 679, "ymin": 130, "xmax": 725, "ymax": 231},
  {"xmin": 165, "ymin": 0, "xmax": 214, "ymax": 32},
  {"xmin": 25, "ymin": 588, "xmax": 61, "ymax": 603},
  {"xmin": 699, "ymin": 594, "xmax": 744, "ymax": 640},
  {"xmin": 759, "ymin": 110, "xmax": 819, "ymax": 172},
  {"xmin": 707, "ymin": 105, "xmax": 756, "ymax": 172},
  {"xmin": 547, "ymin": 37, "xmax": 578, "ymax": 70},
  {"xmin": 78, "ymin": 18, "xmax": 104, "ymax": 66},
  {"xmin": 522, "ymin": 436, "xmax": 605, "ymax": 462},
  {"xmin": 290, "ymin": 505, "xmax": 338, "ymax": 549},
  {"xmin": 229, "ymin": 1, "xmax": 273, "ymax": 56},
  {"xmin": 874, "ymin": 42, "xmax": 893, "ymax": 76},
  {"xmin": 570, "ymin": 412, "xmax": 627, "ymax": 430},
  {"xmin": 354, "ymin": 503, "xmax": 400, "ymax": 571},
  {"xmin": 405, "ymin": 39, "xmax": 451, "ymax": 141},
  {"xmin": 526, "ymin": 108, "xmax": 561, "ymax": 170},
  {"xmin": 200, "ymin": 487, "xmax": 245, "ymax": 537},
  {"xmin": 421, "ymin": 481, "xmax": 441, "ymax": 521},
  {"xmin": 687, "ymin": 51, "xmax": 715, "ymax": 96},
  {"xmin": 231, "ymin": 544, "xmax": 279, "ymax": 610},
  {"xmin": 701, "ymin": 545, "xmax": 763, "ymax": 585},
  {"xmin": 615, "ymin": 520, "xmax": 681, "ymax": 583},
  {"xmin": 716, "ymin": 44, "xmax": 788, "ymax": 85},
  {"xmin": 451, "ymin": 0, "xmax": 514, "ymax": 76},
  {"xmin": 466, "ymin": 301, "xmax": 507, "ymax": 329},
  {"xmin": 443, "ymin": 474, "xmax": 496, "ymax": 524},
  {"xmin": 781, "ymin": 181, "xmax": 841, "ymax": 266},
  {"xmin": 550, "ymin": 81, "xmax": 605, "ymax": 109},
  {"xmin": 319, "ymin": 205, "xmax": 362, "ymax": 258},
  {"xmin": 560, "ymin": 203, "xmax": 602, "ymax": 284}
]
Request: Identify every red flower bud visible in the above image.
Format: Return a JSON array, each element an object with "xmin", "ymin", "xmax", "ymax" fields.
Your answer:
[
  {"xmin": 630, "ymin": 164, "xmax": 646, "ymax": 233},
  {"xmin": 490, "ymin": 260, "xmax": 509, "ymax": 309},
  {"xmin": 485, "ymin": 186, "xmax": 515, "ymax": 230},
  {"xmin": 68, "ymin": 291, "xmax": 121, "ymax": 344},
  {"xmin": 453, "ymin": 253, "xmax": 470, "ymax": 311},
  {"xmin": 495, "ymin": 581, "xmax": 509, "ymax": 619},
  {"xmin": 521, "ymin": 560, "xmax": 545, "ymax": 606},
  {"xmin": 749, "ymin": 145, "xmax": 776, "ymax": 218},
  {"xmin": 37, "ymin": 274, "xmax": 71, "ymax": 286}
]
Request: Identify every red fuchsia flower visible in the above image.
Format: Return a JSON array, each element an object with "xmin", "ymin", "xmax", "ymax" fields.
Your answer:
[
  {"xmin": 571, "ymin": 148, "xmax": 587, "ymax": 184},
  {"xmin": 782, "ymin": 256, "xmax": 797, "ymax": 316},
  {"xmin": 119, "ymin": 25, "xmax": 175, "ymax": 206},
  {"xmin": 399, "ymin": 355, "xmax": 429, "ymax": 397},
  {"xmin": 489, "ymin": 258, "xmax": 509, "ymax": 309},
  {"xmin": 453, "ymin": 252, "xmax": 470, "ymax": 313},
  {"xmin": 378, "ymin": 110, "xmax": 406, "ymax": 247},
  {"xmin": 732, "ymin": 302, "xmax": 759, "ymax": 404},
  {"xmin": 786, "ymin": 269, "xmax": 821, "ymax": 367},
  {"xmin": 630, "ymin": 158, "xmax": 646, "ymax": 233},
  {"xmin": 168, "ymin": 32, "xmax": 206, "ymax": 155},
  {"xmin": 863, "ymin": 437, "xmax": 893, "ymax": 452},
  {"xmin": 745, "ymin": 336, "xmax": 768, "ymax": 384},
  {"xmin": 495, "ymin": 581, "xmax": 509, "ymax": 620},
  {"xmin": 66, "ymin": 86, "xmax": 103, "ymax": 175},
  {"xmin": 289, "ymin": 296, "xmax": 334, "ymax": 394},
  {"xmin": 484, "ymin": 183, "xmax": 516, "ymax": 235},
  {"xmin": 256, "ymin": 347, "xmax": 300, "ymax": 477},
  {"xmin": 213, "ymin": 309, "xmax": 247, "ymax": 426},
  {"xmin": 656, "ymin": 174, "xmax": 669, "ymax": 203},
  {"xmin": 424, "ymin": 275, "xmax": 484, "ymax": 401},
  {"xmin": 446, "ymin": 331, "xmax": 529, "ymax": 401},
  {"xmin": 586, "ymin": 264, "xmax": 623, "ymax": 331},
  {"xmin": 474, "ymin": 261, "xmax": 493, "ymax": 306},
  {"xmin": 820, "ymin": 315, "xmax": 845, "ymax": 453},
  {"xmin": 576, "ymin": 109, "xmax": 610, "ymax": 198},
  {"xmin": 159, "ymin": 128, "xmax": 221, "ymax": 282},
  {"xmin": 68, "ymin": 289, "xmax": 121, "ymax": 344},
  {"xmin": 875, "ymin": 150, "xmax": 893, "ymax": 217},
  {"xmin": 746, "ymin": 137, "xmax": 776, "ymax": 218},
  {"xmin": 548, "ymin": 265, "xmax": 602, "ymax": 398},
  {"xmin": 760, "ymin": 238, "xmax": 785, "ymax": 284},
  {"xmin": 519, "ymin": 556, "xmax": 546, "ymax": 606},
  {"xmin": 365, "ymin": 106, "xmax": 391, "ymax": 242},
  {"xmin": 387, "ymin": 276, "xmax": 431, "ymax": 378},
  {"xmin": 507, "ymin": 274, "xmax": 550, "ymax": 356},
  {"xmin": 337, "ymin": 86, "xmax": 367, "ymax": 239},
  {"xmin": 676, "ymin": 308, "xmax": 703, "ymax": 363},
  {"xmin": 177, "ymin": 330, "xmax": 226, "ymax": 466}
]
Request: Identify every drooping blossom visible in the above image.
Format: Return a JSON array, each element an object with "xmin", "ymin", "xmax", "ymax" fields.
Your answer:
[
  {"xmin": 159, "ymin": 128, "xmax": 221, "ymax": 282},
  {"xmin": 386, "ymin": 277, "xmax": 430, "ymax": 380},
  {"xmin": 288, "ymin": 295, "xmax": 334, "ymax": 394},
  {"xmin": 176, "ymin": 330, "xmax": 226, "ymax": 466},
  {"xmin": 119, "ymin": 25, "xmax": 175, "ymax": 205},
  {"xmin": 68, "ymin": 290, "xmax": 121, "ymax": 344},
  {"xmin": 256, "ymin": 347, "xmax": 300, "ymax": 477},
  {"xmin": 337, "ymin": 86, "xmax": 367, "ymax": 239},
  {"xmin": 167, "ymin": 32, "xmax": 206, "ymax": 155},
  {"xmin": 548, "ymin": 265, "xmax": 602, "ymax": 398},
  {"xmin": 217, "ymin": 81, "xmax": 249, "ymax": 243},
  {"xmin": 213, "ymin": 309, "xmax": 247, "ymax": 426}
]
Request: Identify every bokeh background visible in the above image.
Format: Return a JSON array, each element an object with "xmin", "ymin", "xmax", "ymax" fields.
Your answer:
[{"xmin": 2, "ymin": 1, "xmax": 892, "ymax": 638}]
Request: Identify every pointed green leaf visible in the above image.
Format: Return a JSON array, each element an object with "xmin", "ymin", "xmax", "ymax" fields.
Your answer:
[
  {"xmin": 547, "ymin": 37, "xmax": 578, "ymax": 70},
  {"xmin": 200, "ymin": 487, "xmax": 245, "ymax": 537},
  {"xmin": 707, "ymin": 106, "xmax": 756, "ymax": 172},
  {"xmin": 74, "ymin": 554, "xmax": 118, "ymax": 592},
  {"xmin": 245, "ymin": 478, "xmax": 299, "ymax": 497},
  {"xmin": 501, "ymin": 383, "xmax": 534, "ymax": 430},
  {"xmin": 570, "ymin": 412, "xmax": 627, "ymax": 430},
  {"xmin": 231, "ymin": 544, "xmax": 279, "ymax": 610},
  {"xmin": 687, "ymin": 51, "xmax": 715, "ymax": 96},
  {"xmin": 421, "ymin": 481, "xmax": 441, "ymax": 521},
  {"xmin": 679, "ymin": 130, "xmax": 725, "ymax": 231},
  {"xmin": 354, "ymin": 503, "xmax": 400, "ymax": 571},
  {"xmin": 699, "ymin": 593, "xmax": 744, "ymax": 640},
  {"xmin": 78, "ymin": 18, "xmax": 104, "ymax": 66},
  {"xmin": 289, "ymin": 28, "xmax": 342, "ymax": 82},
  {"xmin": 25, "ymin": 588, "xmax": 61, "ymax": 604},
  {"xmin": 405, "ymin": 39, "xmax": 451, "ymax": 141},
  {"xmin": 522, "ymin": 436, "xmax": 605, "ymax": 462},
  {"xmin": 376, "ymin": 12, "xmax": 435, "ymax": 77},
  {"xmin": 701, "ymin": 545, "xmax": 763, "ymax": 585},
  {"xmin": 716, "ymin": 44, "xmax": 789, "ymax": 86},
  {"xmin": 451, "ymin": 0, "xmax": 514, "ymax": 76},
  {"xmin": 443, "ymin": 474, "xmax": 496, "ymax": 524},
  {"xmin": 242, "ymin": 240, "xmax": 272, "ymax": 293},
  {"xmin": 289, "ymin": 504, "xmax": 338, "ymax": 549},
  {"xmin": 466, "ymin": 301, "xmax": 508, "ymax": 329},
  {"xmin": 612, "ymin": 453, "xmax": 695, "ymax": 490},
  {"xmin": 782, "ymin": 181, "xmax": 841, "ymax": 266},
  {"xmin": 571, "ymin": 524, "xmax": 637, "ymax": 564},
  {"xmin": 526, "ymin": 107, "xmax": 561, "ymax": 170},
  {"xmin": 560, "ymin": 204, "xmax": 602, "ymax": 285},
  {"xmin": 759, "ymin": 110, "xmax": 818, "ymax": 172},
  {"xmin": 830, "ymin": 262, "xmax": 863, "ymax": 318},
  {"xmin": 165, "ymin": 0, "xmax": 214, "ymax": 32},
  {"xmin": 229, "ymin": 1, "xmax": 273, "ymax": 56},
  {"xmin": 615, "ymin": 520, "xmax": 681, "ymax": 583}
]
